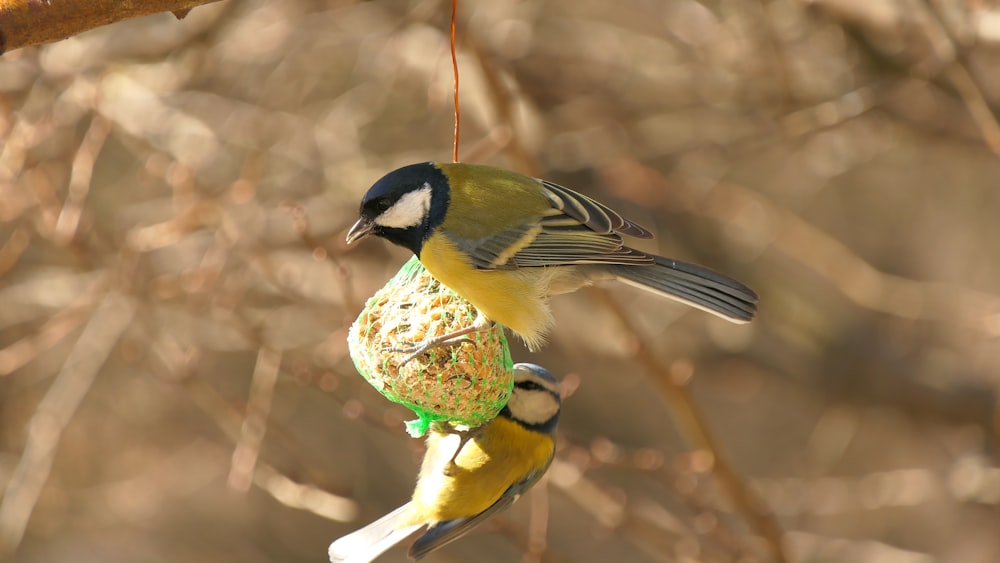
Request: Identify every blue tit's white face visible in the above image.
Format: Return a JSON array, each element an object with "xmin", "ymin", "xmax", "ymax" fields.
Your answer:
[
  {"xmin": 372, "ymin": 183, "xmax": 432, "ymax": 229},
  {"xmin": 506, "ymin": 364, "xmax": 561, "ymax": 430}
]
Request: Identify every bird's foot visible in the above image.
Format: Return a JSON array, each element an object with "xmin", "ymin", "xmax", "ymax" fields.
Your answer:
[{"xmin": 390, "ymin": 319, "xmax": 496, "ymax": 366}]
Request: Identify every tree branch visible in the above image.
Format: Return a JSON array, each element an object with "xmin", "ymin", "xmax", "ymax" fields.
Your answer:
[{"xmin": 0, "ymin": 0, "xmax": 224, "ymax": 54}]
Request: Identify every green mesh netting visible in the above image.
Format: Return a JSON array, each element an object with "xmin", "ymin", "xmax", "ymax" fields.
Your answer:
[{"xmin": 348, "ymin": 257, "xmax": 514, "ymax": 437}]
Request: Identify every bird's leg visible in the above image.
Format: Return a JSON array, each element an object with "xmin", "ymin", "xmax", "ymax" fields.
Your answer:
[{"xmin": 390, "ymin": 313, "xmax": 496, "ymax": 366}]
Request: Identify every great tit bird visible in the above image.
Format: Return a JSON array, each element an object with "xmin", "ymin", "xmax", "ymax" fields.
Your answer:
[
  {"xmin": 328, "ymin": 363, "xmax": 562, "ymax": 562},
  {"xmin": 346, "ymin": 162, "xmax": 758, "ymax": 351}
]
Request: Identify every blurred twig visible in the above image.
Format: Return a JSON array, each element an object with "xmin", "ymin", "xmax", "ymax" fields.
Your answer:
[
  {"xmin": 0, "ymin": 227, "xmax": 30, "ymax": 279},
  {"xmin": 549, "ymin": 453, "xmax": 743, "ymax": 562},
  {"xmin": 920, "ymin": 0, "xmax": 1000, "ymax": 158},
  {"xmin": 0, "ymin": 291, "xmax": 133, "ymax": 555},
  {"xmin": 697, "ymin": 180, "xmax": 1000, "ymax": 336},
  {"xmin": 0, "ymin": 273, "xmax": 112, "ymax": 375},
  {"xmin": 253, "ymin": 462, "xmax": 359, "ymax": 524},
  {"xmin": 804, "ymin": 0, "xmax": 1000, "ymax": 157},
  {"xmin": 589, "ymin": 288, "xmax": 790, "ymax": 563},
  {"xmin": 940, "ymin": 63, "xmax": 1000, "ymax": 156},
  {"xmin": 55, "ymin": 115, "xmax": 111, "ymax": 246},
  {"xmin": 228, "ymin": 347, "xmax": 282, "ymax": 492},
  {"xmin": 582, "ymin": 437, "xmax": 749, "ymax": 556},
  {"xmin": 489, "ymin": 509, "xmax": 574, "ymax": 563},
  {"xmin": 468, "ymin": 38, "xmax": 540, "ymax": 175},
  {"xmin": 174, "ymin": 370, "xmax": 360, "ymax": 523},
  {"xmin": 523, "ymin": 474, "xmax": 551, "ymax": 563},
  {"xmin": 280, "ymin": 202, "xmax": 360, "ymax": 322}
]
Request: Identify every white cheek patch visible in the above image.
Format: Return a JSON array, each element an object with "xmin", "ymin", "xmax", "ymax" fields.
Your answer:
[
  {"xmin": 507, "ymin": 390, "xmax": 560, "ymax": 426},
  {"xmin": 374, "ymin": 184, "xmax": 432, "ymax": 229}
]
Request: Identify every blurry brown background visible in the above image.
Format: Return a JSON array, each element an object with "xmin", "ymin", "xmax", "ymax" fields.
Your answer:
[{"xmin": 3, "ymin": 0, "xmax": 1000, "ymax": 562}]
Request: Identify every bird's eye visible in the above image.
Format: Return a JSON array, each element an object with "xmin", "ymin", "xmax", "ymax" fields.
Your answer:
[
  {"xmin": 516, "ymin": 380, "xmax": 543, "ymax": 391},
  {"xmin": 376, "ymin": 199, "xmax": 391, "ymax": 212}
]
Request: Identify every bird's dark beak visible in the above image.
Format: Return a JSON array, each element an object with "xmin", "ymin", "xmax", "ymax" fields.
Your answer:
[{"xmin": 346, "ymin": 217, "xmax": 374, "ymax": 244}]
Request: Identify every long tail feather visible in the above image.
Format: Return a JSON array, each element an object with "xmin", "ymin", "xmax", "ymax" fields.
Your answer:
[
  {"xmin": 608, "ymin": 256, "xmax": 758, "ymax": 322},
  {"xmin": 329, "ymin": 503, "xmax": 423, "ymax": 563}
]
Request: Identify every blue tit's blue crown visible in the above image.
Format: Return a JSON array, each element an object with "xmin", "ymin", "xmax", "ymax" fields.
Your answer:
[
  {"xmin": 360, "ymin": 162, "xmax": 450, "ymax": 256},
  {"xmin": 515, "ymin": 363, "xmax": 557, "ymax": 386}
]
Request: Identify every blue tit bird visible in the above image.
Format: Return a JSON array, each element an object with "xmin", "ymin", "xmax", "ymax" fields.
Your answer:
[
  {"xmin": 328, "ymin": 363, "xmax": 562, "ymax": 563},
  {"xmin": 346, "ymin": 162, "xmax": 758, "ymax": 352}
]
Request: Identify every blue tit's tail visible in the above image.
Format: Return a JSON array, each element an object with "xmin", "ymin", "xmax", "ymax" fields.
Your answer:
[
  {"xmin": 328, "ymin": 502, "xmax": 423, "ymax": 563},
  {"xmin": 607, "ymin": 256, "xmax": 758, "ymax": 322}
]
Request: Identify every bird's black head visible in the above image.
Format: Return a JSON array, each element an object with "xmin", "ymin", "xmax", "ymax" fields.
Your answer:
[{"xmin": 345, "ymin": 162, "xmax": 450, "ymax": 256}]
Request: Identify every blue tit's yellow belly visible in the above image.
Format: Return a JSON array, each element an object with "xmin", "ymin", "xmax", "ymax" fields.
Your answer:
[
  {"xmin": 418, "ymin": 233, "xmax": 552, "ymax": 349},
  {"xmin": 408, "ymin": 418, "xmax": 553, "ymax": 524}
]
